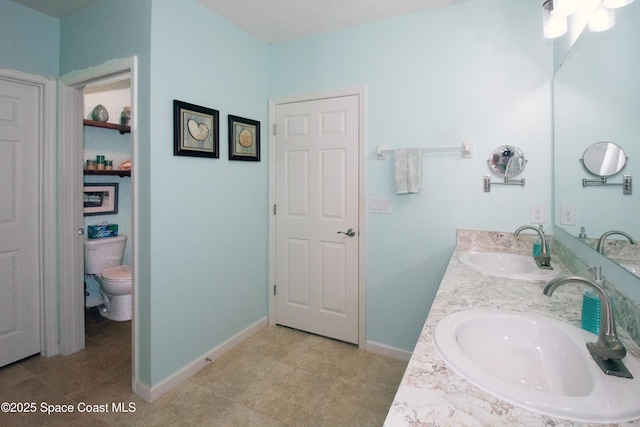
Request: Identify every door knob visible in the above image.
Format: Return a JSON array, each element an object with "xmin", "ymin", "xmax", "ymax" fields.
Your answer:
[{"xmin": 337, "ymin": 228, "xmax": 356, "ymax": 237}]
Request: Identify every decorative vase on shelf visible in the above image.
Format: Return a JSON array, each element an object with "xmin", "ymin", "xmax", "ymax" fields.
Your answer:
[
  {"xmin": 91, "ymin": 104, "xmax": 109, "ymax": 122},
  {"xmin": 120, "ymin": 106, "xmax": 131, "ymax": 126}
]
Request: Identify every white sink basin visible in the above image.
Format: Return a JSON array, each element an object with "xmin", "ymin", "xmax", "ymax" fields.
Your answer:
[
  {"xmin": 458, "ymin": 251, "xmax": 560, "ymax": 280},
  {"xmin": 433, "ymin": 309, "xmax": 640, "ymax": 423}
]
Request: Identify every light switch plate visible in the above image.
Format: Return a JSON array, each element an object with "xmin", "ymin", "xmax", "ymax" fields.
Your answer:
[{"xmin": 369, "ymin": 197, "xmax": 391, "ymax": 214}]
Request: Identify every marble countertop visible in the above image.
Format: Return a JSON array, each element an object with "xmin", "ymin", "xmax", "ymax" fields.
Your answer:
[{"xmin": 384, "ymin": 245, "xmax": 640, "ymax": 427}]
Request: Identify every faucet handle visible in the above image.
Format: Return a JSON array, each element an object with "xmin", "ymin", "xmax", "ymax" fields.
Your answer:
[{"xmin": 588, "ymin": 266, "xmax": 604, "ymax": 284}]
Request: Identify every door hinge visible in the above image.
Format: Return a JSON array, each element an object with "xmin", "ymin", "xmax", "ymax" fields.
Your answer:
[
  {"xmin": 273, "ymin": 204, "xmax": 276, "ymax": 215},
  {"xmin": 273, "ymin": 284, "xmax": 277, "ymax": 296},
  {"xmin": 272, "ymin": 124, "xmax": 277, "ymax": 135}
]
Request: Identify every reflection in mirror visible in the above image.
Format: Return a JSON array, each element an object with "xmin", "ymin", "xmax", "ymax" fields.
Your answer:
[
  {"xmin": 488, "ymin": 145, "xmax": 526, "ymax": 177},
  {"xmin": 554, "ymin": 0, "xmax": 640, "ymax": 277},
  {"xmin": 582, "ymin": 141, "xmax": 627, "ymax": 176}
]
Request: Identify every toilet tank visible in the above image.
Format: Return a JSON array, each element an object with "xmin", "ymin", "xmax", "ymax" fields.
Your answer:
[{"xmin": 84, "ymin": 234, "xmax": 127, "ymax": 274}]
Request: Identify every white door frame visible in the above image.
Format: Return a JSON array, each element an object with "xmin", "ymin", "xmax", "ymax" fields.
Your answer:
[
  {"xmin": 0, "ymin": 68, "xmax": 57, "ymax": 357},
  {"xmin": 268, "ymin": 87, "xmax": 367, "ymax": 348},
  {"xmin": 58, "ymin": 57, "xmax": 138, "ymax": 376}
]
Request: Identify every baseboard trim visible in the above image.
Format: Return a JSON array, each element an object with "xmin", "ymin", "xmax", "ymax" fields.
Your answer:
[
  {"xmin": 366, "ymin": 340, "xmax": 412, "ymax": 362},
  {"xmin": 134, "ymin": 317, "xmax": 268, "ymax": 402}
]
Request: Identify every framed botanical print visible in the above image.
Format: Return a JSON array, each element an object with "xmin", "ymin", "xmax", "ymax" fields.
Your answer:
[
  {"xmin": 228, "ymin": 115, "xmax": 260, "ymax": 162},
  {"xmin": 173, "ymin": 100, "xmax": 219, "ymax": 158}
]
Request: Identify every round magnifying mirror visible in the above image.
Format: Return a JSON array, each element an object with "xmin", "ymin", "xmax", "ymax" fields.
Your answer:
[
  {"xmin": 488, "ymin": 145, "xmax": 526, "ymax": 177},
  {"xmin": 582, "ymin": 142, "xmax": 627, "ymax": 177}
]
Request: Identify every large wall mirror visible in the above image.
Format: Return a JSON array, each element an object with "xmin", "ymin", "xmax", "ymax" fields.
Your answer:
[{"xmin": 553, "ymin": 1, "xmax": 640, "ymax": 283}]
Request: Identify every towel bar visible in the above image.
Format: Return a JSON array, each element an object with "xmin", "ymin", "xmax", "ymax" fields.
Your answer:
[{"xmin": 376, "ymin": 142, "xmax": 473, "ymax": 160}]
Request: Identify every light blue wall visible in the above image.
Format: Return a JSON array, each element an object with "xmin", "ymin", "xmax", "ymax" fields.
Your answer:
[
  {"xmin": 59, "ymin": 0, "xmax": 151, "ymax": 76},
  {"xmin": 270, "ymin": 0, "xmax": 554, "ymax": 351},
  {"xmin": 148, "ymin": 0, "xmax": 270, "ymax": 384},
  {"xmin": 58, "ymin": 0, "xmax": 153, "ymax": 383},
  {"xmin": 0, "ymin": 0, "xmax": 59, "ymax": 77}
]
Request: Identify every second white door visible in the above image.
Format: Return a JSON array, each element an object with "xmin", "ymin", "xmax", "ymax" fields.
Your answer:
[{"xmin": 274, "ymin": 95, "xmax": 360, "ymax": 344}]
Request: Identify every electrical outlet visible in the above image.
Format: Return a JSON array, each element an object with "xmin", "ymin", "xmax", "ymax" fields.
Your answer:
[
  {"xmin": 560, "ymin": 204, "xmax": 576, "ymax": 225},
  {"xmin": 530, "ymin": 204, "xmax": 545, "ymax": 224}
]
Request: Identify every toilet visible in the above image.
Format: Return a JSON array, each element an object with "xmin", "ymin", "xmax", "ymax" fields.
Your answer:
[{"xmin": 84, "ymin": 234, "xmax": 132, "ymax": 321}]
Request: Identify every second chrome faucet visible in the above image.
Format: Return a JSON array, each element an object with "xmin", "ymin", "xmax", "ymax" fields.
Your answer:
[{"xmin": 514, "ymin": 225, "xmax": 552, "ymax": 270}]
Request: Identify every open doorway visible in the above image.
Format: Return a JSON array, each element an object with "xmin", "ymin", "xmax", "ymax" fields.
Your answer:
[
  {"xmin": 82, "ymin": 77, "xmax": 133, "ymax": 322},
  {"xmin": 58, "ymin": 57, "xmax": 138, "ymax": 390}
]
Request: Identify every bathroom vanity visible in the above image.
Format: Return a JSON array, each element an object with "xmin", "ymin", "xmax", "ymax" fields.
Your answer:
[{"xmin": 384, "ymin": 230, "xmax": 640, "ymax": 426}]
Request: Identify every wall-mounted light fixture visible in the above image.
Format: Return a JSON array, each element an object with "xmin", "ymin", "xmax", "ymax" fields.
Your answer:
[
  {"xmin": 543, "ymin": 0, "xmax": 568, "ymax": 38},
  {"xmin": 543, "ymin": 0, "xmax": 634, "ymax": 38}
]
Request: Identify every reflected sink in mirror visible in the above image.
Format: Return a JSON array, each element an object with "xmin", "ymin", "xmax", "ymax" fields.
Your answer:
[
  {"xmin": 620, "ymin": 263, "xmax": 640, "ymax": 278},
  {"xmin": 458, "ymin": 252, "xmax": 560, "ymax": 280},
  {"xmin": 433, "ymin": 309, "xmax": 640, "ymax": 423}
]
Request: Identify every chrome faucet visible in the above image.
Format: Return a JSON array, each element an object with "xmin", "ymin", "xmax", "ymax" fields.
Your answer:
[
  {"xmin": 596, "ymin": 230, "xmax": 635, "ymax": 255},
  {"xmin": 544, "ymin": 275, "xmax": 632, "ymax": 378},
  {"xmin": 514, "ymin": 225, "xmax": 552, "ymax": 269}
]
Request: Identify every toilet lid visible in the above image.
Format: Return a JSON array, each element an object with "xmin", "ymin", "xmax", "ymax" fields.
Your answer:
[{"xmin": 101, "ymin": 265, "xmax": 131, "ymax": 282}]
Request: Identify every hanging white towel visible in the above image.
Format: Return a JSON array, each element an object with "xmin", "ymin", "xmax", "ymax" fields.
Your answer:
[{"xmin": 394, "ymin": 148, "xmax": 423, "ymax": 194}]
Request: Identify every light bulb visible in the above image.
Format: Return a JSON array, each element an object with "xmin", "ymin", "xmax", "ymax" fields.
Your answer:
[
  {"xmin": 552, "ymin": 0, "xmax": 578, "ymax": 16},
  {"xmin": 589, "ymin": 3, "xmax": 616, "ymax": 31}
]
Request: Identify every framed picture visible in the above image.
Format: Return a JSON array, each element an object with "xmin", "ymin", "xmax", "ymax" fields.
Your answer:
[
  {"xmin": 228, "ymin": 115, "xmax": 260, "ymax": 161},
  {"xmin": 173, "ymin": 100, "xmax": 219, "ymax": 158},
  {"xmin": 84, "ymin": 183, "xmax": 119, "ymax": 216}
]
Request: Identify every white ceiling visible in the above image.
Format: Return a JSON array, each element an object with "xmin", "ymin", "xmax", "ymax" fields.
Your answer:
[
  {"xmin": 195, "ymin": 0, "xmax": 465, "ymax": 44},
  {"xmin": 10, "ymin": 0, "xmax": 465, "ymax": 44}
]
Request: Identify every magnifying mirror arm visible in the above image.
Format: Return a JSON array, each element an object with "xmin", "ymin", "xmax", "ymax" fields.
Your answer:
[
  {"xmin": 582, "ymin": 174, "xmax": 632, "ymax": 195},
  {"xmin": 483, "ymin": 175, "xmax": 525, "ymax": 192}
]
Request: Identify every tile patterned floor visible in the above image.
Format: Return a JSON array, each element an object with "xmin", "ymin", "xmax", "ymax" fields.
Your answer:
[{"xmin": 0, "ymin": 308, "xmax": 407, "ymax": 426}]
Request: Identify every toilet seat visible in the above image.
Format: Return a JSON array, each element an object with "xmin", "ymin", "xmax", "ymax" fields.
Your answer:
[{"xmin": 101, "ymin": 265, "xmax": 131, "ymax": 283}]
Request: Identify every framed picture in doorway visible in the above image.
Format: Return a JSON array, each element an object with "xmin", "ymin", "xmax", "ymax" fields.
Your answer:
[
  {"xmin": 84, "ymin": 183, "xmax": 119, "ymax": 216},
  {"xmin": 173, "ymin": 100, "xmax": 219, "ymax": 158},
  {"xmin": 228, "ymin": 115, "xmax": 260, "ymax": 161}
]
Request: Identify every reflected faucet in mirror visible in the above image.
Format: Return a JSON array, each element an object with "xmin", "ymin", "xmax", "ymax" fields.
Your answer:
[
  {"xmin": 514, "ymin": 225, "xmax": 552, "ymax": 270},
  {"xmin": 543, "ymin": 275, "xmax": 632, "ymax": 379},
  {"xmin": 596, "ymin": 230, "xmax": 636, "ymax": 255}
]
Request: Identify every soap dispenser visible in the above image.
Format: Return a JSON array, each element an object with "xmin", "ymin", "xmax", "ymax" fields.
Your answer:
[
  {"xmin": 532, "ymin": 225, "xmax": 548, "ymax": 257},
  {"xmin": 581, "ymin": 266, "xmax": 612, "ymax": 335},
  {"xmin": 578, "ymin": 226, "xmax": 589, "ymax": 243}
]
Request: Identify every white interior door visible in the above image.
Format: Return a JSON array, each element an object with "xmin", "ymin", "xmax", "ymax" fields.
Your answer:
[
  {"xmin": 274, "ymin": 95, "xmax": 359, "ymax": 344},
  {"xmin": 0, "ymin": 77, "xmax": 41, "ymax": 366}
]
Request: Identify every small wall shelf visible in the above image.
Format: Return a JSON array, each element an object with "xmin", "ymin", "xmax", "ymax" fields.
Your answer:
[
  {"xmin": 83, "ymin": 119, "xmax": 130, "ymax": 134},
  {"xmin": 84, "ymin": 169, "xmax": 130, "ymax": 178}
]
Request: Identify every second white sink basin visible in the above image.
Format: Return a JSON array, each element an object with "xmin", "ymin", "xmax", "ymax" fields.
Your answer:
[
  {"xmin": 433, "ymin": 309, "xmax": 640, "ymax": 423},
  {"xmin": 621, "ymin": 263, "xmax": 640, "ymax": 278},
  {"xmin": 458, "ymin": 251, "xmax": 560, "ymax": 280}
]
